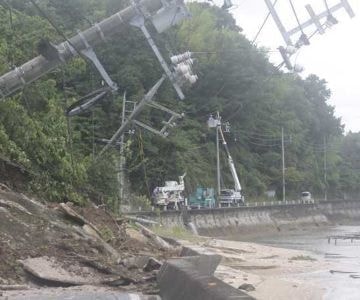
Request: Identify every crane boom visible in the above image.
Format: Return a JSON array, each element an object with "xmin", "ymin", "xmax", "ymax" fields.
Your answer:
[{"xmin": 218, "ymin": 126, "xmax": 242, "ymax": 192}]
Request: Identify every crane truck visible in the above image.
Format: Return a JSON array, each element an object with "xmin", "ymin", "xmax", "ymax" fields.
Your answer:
[
  {"xmin": 152, "ymin": 173, "xmax": 186, "ymax": 210},
  {"xmin": 217, "ymin": 123, "xmax": 244, "ymax": 206},
  {"xmin": 187, "ymin": 114, "xmax": 244, "ymax": 208}
]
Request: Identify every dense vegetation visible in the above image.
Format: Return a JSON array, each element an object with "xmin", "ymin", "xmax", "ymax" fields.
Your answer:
[{"xmin": 0, "ymin": 0, "xmax": 359, "ymax": 207}]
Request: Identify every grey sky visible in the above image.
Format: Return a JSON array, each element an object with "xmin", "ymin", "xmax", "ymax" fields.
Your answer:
[{"xmin": 210, "ymin": 0, "xmax": 360, "ymax": 132}]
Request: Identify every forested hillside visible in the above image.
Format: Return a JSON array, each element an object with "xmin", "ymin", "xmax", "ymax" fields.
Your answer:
[{"xmin": 0, "ymin": 0, "xmax": 359, "ymax": 207}]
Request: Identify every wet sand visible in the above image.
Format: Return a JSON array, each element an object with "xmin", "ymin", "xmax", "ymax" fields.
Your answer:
[{"xmin": 178, "ymin": 226, "xmax": 360, "ymax": 300}]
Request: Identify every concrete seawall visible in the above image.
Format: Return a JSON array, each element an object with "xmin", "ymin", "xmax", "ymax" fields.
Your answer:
[{"xmin": 130, "ymin": 200, "xmax": 360, "ymax": 235}]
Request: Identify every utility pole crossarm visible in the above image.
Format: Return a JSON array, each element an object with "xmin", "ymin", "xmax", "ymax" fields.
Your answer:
[
  {"xmin": 288, "ymin": 1, "xmax": 355, "ymax": 36},
  {"xmin": 0, "ymin": 0, "xmax": 188, "ymax": 100},
  {"xmin": 97, "ymin": 75, "xmax": 166, "ymax": 158},
  {"xmin": 265, "ymin": 0, "xmax": 355, "ymax": 47}
]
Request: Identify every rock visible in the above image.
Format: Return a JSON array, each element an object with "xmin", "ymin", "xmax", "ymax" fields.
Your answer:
[
  {"xmin": 82, "ymin": 224, "xmax": 101, "ymax": 239},
  {"xmin": 0, "ymin": 199, "xmax": 32, "ymax": 215},
  {"xmin": 143, "ymin": 257, "xmax": 162, "ymax": 272},
  {"xmin": 126, "ymin": 227, "xmax": 148, "ymax": 244},
  {"xmin": 121, "ymin": 256, "xmax": 162, "ymax": 272},
  {"xmin": 19, "ymin": 256, "xmax": 104, "ymax": 285},
  {"xmin": 238, "ymin": 283, "xmax": 255, "ymax": 292}
]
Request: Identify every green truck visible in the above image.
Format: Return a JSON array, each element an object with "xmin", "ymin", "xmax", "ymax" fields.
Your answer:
[{"xmin": 188, "ymin": 187, "xmax": 216, "ymax": 209}]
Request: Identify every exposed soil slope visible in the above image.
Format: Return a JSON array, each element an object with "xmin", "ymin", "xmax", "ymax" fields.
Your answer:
[{"xmin": 0, "ymin": 186, "xmax": 175, "ymax": 295}]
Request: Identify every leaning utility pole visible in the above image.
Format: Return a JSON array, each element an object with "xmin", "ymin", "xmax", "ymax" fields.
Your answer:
[
  {"xmin": 281, "ymin": 127, "xmax": 286, "ymax": 202},
  {"xmin": 0, "ymin": 0, "xmax": 189, "ymax": 100},
  {"xmin": 264, "ymin": 0, "xmax": 354, "ymax": 47},
  {"xmin": 264, "ymin": 0, "xmax": 355, "ymax": 71}
]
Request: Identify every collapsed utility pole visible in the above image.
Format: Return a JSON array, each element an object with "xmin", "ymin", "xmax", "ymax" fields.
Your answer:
[
  {"xmin": 264, "ymin": 0, "xmax": 355, "ymax": 71},
  {"xmin": 0, "ymin": 0, "xmax": 198, "ymax": 213},
  {"xmin": 264, "ymin": 0, "xmax": 354, "ymax": 47},
  {"xmin": 0, "ymin": 0, "xmax": 189, "ymax": 100},
  {"xmin": 0, "ymin": 0, "xmax": 197, "ymax": 158},
  {"xmin": 97, "ymin": 51, "xmax": 197, "ymax": 158}
]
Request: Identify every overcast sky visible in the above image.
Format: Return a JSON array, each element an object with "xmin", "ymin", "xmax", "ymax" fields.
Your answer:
[{"xmin": 208, "ymin": 0, "xmax": 360, "ymax": 132}]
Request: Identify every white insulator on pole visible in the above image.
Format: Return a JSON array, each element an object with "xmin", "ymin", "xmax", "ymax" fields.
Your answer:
[
  {"xmin": 170, "ymin": 51, "xmax": 192, "ymax": 64},
  {"xmin": 183, "ymin": 58, "xmax": 194, "ymax": 65},
  {"xmin": 285, "ymin": 45, "xmax": 297, "ymax": 55},
  {"xmin": 184, "ymin": 73, "xmax": 198, "ymax": 84},
  {"xmin": 174, "ymin": 63, "xmax": 192, "ymax": 75},
  {"xmin": 293, "ymin": 64, "xmax": 304, "ymax": 73}
]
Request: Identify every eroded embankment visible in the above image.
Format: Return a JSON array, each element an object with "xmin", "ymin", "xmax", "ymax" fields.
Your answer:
[{"xmin": 132, "ymin": 200, "xmax": 360, "ymax": 236}]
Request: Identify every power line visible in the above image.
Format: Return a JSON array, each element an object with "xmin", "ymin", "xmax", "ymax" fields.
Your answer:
[
  {"xmin": 191, "ymin": 48, "xmax": 278, "ymax": 54},
  {"xmin": 288, "ymin": 0, "xmax": 304, "ymax": 34},
  {"xmin": 252, "ymin": 0, "xmax": 278, "ymax": 44},
  {"xmin": 324, "ymin": 0, "xmax": 330, "ymax": 12},
  {"xmin": 232, "ymin": 128, "xmax": 282, "ymax": 139},
  {"xmin": 28, "ymin": 0, "xmax": 87, "ymax": 60}
]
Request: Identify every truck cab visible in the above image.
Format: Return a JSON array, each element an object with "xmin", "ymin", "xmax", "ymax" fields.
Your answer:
[
  {"xmin": 300, "ymin": 191, "xmax": 312, "ymax": 203},
  {"xmin": 219, "ymin": 189, "xmax": 244, "ymax": 207}
]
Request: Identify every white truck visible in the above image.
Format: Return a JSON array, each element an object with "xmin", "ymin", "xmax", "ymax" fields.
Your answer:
[{"xmin": 152, "ymin": 173, "xmax": 186, "ymax": 210}]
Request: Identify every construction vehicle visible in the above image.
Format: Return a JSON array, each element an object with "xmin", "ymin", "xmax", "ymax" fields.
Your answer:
[
  {"xmin": 217, "ymin": 124, "xmax": 244, "ymax": 206},
  {"xmin": 208, "ymin": 113, "xmax": 245, "ymax": 207},
  {"xmin": 152, "ymin": 173, "xmax": 186, "ymax": 210},
  {"xmin": 188, "ymin": 187, "xmax": 216, "ymax": 209}
]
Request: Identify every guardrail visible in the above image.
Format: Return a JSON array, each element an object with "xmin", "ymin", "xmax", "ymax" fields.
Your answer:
[
  {"xmin": 126, "ymin": 199, "xmax": 360, "ymax": 215},
  {"xmin": 126, "ymin": 199, "xmax": 319, "ymax": 215}
]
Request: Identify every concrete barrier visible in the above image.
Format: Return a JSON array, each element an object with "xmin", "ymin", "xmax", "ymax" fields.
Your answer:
[
  {"xmin": 128, "ymin": 200, "xmax": 360, "ymax": 235},
  {"xmin": 157, "ymin": 255, "xmax": 254, "ymax": 300}
]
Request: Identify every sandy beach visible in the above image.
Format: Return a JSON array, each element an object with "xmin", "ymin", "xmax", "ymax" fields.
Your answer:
[{"xmin": 178, "ymin": 237, "xmax": 354, "ymax": 300}]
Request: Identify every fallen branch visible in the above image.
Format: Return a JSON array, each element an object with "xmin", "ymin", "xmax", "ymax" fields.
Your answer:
[{"xmin": 135, "ymin": 222, "xmax": 172, "ymax": 250}]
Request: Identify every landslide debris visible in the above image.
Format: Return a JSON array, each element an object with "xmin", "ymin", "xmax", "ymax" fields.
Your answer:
[{"xmin": 0, "ymin": 189, "xmax": 178, "ymax": 295}]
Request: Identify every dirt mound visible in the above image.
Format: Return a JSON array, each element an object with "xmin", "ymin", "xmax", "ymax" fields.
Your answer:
[{"xmin": 0, "ymin": 189, "xmax": 178, "ymax": 295}]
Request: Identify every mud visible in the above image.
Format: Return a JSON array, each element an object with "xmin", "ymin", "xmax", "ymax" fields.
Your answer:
[{"xmin": 0, "ymin": 189, "xmax": 178, "ymax": 295}]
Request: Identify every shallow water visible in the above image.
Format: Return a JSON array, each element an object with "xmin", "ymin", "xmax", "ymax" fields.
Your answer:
[{"xmin": 229, "ymin": 226, "xmax": 360, "ymax": 300}]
